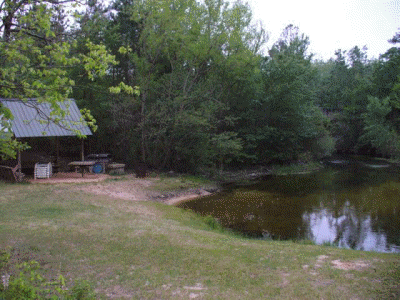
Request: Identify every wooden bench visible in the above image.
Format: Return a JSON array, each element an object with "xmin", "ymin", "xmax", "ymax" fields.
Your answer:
[
  {"xmin": 68, "ymin": 161, "xmax": 96, "ymax": 177},
  {"xmin": 0, "ymin": 165, "xmax": 24, "ymax": 182},
  {"xmin": 107, "ymin": 163, "xmax": 125, "ymax": 175}
]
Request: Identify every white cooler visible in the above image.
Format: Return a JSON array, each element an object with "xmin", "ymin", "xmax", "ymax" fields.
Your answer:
[{"xmin": 34, "ymin": 162, "xmax": 52, "ymax": 179}]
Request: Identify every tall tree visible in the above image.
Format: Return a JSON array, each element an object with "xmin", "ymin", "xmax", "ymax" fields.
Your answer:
[
  {"xmin": 316, "ymin": 45, "xmax": 373, "ymax": 154},
  {"xmin": 84, "ymin": 0, "xmax": 266, "ymax": 171},
  {"xmin": 359, "ymin": 96, "xmax": 400, "ymax": 157},
  {"xmin": 359, "ymin": 30, "xmax": 400, "ymax": 157},
  {"xmin": 0, "ymin": 0, "xmax": 120, "ymax": 158},
  {"xmin": 242, "ymin": 25, "xmax": 334, "ymax": 163}
]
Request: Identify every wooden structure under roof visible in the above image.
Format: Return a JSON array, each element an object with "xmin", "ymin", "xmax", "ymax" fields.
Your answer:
[{"xmin": 0, "ymin": 98, "xmax": 92, "ymax": 181}]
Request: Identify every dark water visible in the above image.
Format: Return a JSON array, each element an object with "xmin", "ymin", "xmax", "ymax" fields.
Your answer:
[{"xmin": 177, "ymin": 158, "xmax": 400, "ymax": 253}]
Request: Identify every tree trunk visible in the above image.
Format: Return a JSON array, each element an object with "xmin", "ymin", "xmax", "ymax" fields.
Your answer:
[{"xmin": 141, "ymin": 91, "xmax": 147, "ymax": 163}]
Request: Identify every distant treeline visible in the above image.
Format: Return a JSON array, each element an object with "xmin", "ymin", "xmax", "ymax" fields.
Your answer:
[{"xmin": 1, "ymin": 0, "xmax": 399, "ymax": 172}]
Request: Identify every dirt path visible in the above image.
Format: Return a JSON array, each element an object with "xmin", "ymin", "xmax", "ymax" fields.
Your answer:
[
  {"xmin": 27, "ymin": 172, "xmax": 110, "ymax": 184},
  {"xmin": 72, "ymin": 174, "xmax": 213, "ymax": 205},
  {"xmin": 77, "ymin": 176, "xmax": 156, "ymax": 201},
  {"xmin": 28, "ymin": 172, "xmax": 217, "ymax": 205}
]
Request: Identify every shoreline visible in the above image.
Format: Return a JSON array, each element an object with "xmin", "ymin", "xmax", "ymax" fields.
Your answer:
[
  {"xmin": 156, "ymin": 188, "xmax": 215, "ymax": 205},
  {"xmin": 164, "ymin": 193, "xmax": 203, "ymax": 205}
]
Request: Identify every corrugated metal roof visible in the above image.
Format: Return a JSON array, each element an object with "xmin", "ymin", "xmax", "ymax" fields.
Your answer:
[{"xmin": 0, "ymin": 98, "xmax": 92, "ymax": 138}]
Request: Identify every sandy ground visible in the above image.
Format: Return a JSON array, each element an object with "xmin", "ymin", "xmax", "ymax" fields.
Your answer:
[
  {"xmin": 164, "ymin": 194, "xmax": 203, "ymax": 205},
  {"xmin": 78, "ymin": 176, "xmax": 212, "ymax": 205},
  {"xmin": 27, "ymin": 172, "xmax": 212, "ymax": 205},
  {"xmin": 27, "ymin": 172, "xmax": 110, "ymax": 184}
]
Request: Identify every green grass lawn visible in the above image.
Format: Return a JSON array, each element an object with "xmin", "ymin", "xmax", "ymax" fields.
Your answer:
[{"xmin": 0, "ymin": 181, "xmax": 399, "ymax": 299}]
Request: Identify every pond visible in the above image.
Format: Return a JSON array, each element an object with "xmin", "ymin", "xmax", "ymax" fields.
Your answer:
[{"xmin": 177, "ymin": 158, "xmax": 400, "ymax": 253}]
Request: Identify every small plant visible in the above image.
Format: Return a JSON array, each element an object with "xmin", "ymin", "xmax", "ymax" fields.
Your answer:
[
  {"xmin": 0, "ymin": 248, "xmax": 10, "ymax": 270},
  {"xmin": 69, "ymin": 280, "xmax": 96, "ymax": 300},
  {"xmin": 149, "ymin": 171, "xmax": 159, "ymax": 178},
  {"xmin": 203, "ymin": 215, "xmax": 223, "ymax": 231},
  {"xmin": 322, "ymin": 241, "xmax": 339, "ymax": 247},
  {"xmin": 0, "ymin": 254, "xmax": 96, "ymax": 299},
  {"xmin": 2, "ymin": 261, "xmax": 68, "ymax": 299}
]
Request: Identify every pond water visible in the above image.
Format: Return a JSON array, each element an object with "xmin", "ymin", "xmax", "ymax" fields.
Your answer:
[{"xmin": 177, "ymin": 158, "xmax": 400, "ymax": 253}]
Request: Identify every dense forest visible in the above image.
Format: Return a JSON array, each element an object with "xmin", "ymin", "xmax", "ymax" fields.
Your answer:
[{"xmin": 1, "ymin": 0, "xmax": 400, "ymax": 173}]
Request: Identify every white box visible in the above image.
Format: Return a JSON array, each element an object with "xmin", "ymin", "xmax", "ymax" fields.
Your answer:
[{"xmin": 34, "ymin": 162, "xmax": 52, "ymax": 179}]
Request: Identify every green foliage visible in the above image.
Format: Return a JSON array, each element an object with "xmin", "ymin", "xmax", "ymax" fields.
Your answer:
[
  {"xmin": 0, "ymin": 248, "xmax": 10, "ymax": 270},
  {"xmin": 109, "ymin": 82, "xmax": 140, "ymax": 96},
  {"xmin": 5, "ymin": 261, "xmax": 63, "ymax": 299},
  {"xmin": 209, "ymin": 132, "xmax": 243, "ymax": 170},
  {"xmin": 311, "ymin": 135, "xmax": 336, "ymax": 159},
  {"xmin": 0, "ymin": 114, "xmax": 30, "ymax": 159},
  {"xmin": 240, "ymin": 25, "xmax": 333, "ymax": 163},
  {"xmin": 315, "ymin": 45, "xmax": 376, "ymax": 154},
  {"xmin": 352, "ymin": 31, "xmax": 400, "ymax": 157},
  {"xmin": 372, "ymin": 46, "xmax": 400, "ymax": 102},
  {"xmin": 0, "ymin": 254, "xmax": 96, "ymax": 300},
  {"xmin": 1, "ymin": 1, "xmax": 398, "ymax": 169},
  {"xmin": 202, "ymin": 215, "xmax": 224, "ymax": 232},
  {"xmin": 79, "ymin": 0, "xmax": 266, "ymax": 170},
  {"xmin": 0, "ymin": 0, "xmax": 121, "ymax": 158},
  {"xmin": 68, "ymin": 280, "xmax": 96, "ymax": 300},
  {"xmin": 359, "ymin": 96, "xmax": 400, "ymax": 157},
  {"xmin": 79, "ymin": 108, "xmax": 98, "ymax": 134}
]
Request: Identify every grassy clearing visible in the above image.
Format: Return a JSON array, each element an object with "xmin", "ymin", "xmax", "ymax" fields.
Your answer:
[{"xmin": 0, "ymin": 181, "xmax": 399, "ymax": 299}]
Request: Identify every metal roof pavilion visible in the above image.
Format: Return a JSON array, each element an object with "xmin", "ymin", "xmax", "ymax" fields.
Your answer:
[{"xmin": 0, "ymin": 98, "xmax": 92, "ymax": 138}]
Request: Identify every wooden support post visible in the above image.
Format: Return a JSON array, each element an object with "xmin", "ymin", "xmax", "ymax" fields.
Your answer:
[
  {"xmin": 17, "ymin": 147, "xmax": 22, "ymax": 182},
  {"xmin": 81, "ymin": 138, "xmax": 85, "ymax": 161},
  {"xmin": 17, "ymin": 148, "xmax": 21, "ymax": 171},
  {"xmin": 56, "ymin": 137, "xmax": 60, "ymax": 165}
]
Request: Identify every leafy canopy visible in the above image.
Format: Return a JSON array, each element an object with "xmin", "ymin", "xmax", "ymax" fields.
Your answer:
[{"xmin": 0, "ymin": 0, "xmax": 136, "ymax": 158}]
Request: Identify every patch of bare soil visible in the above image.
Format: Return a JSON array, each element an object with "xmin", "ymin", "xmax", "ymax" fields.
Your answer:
[
  {"xmin": 28, "ymin": 172, "xmax": 216, "ymax": 213},
  {"xmin": 278, "ymin": 271, "xmax": 290, "ymax": 287},
  {"xmin": 73, "ymin": 174, "xmax": 211, "ymax": 205},
  {"xmin": 164, "ymin": 190, "xmax": 212, "ymax": 205},
  {"xmin": 163, "ymin": 283, "xmax": 207, "ymax": 299},
  {"xmin": 307, "ymin": 255, "xmax": 371, "ymax": 278},
  {"xmin": 315, "ymin": 255, "xmax": 329, "ymax": 269},
  {"xmin": 331, "ymin": 259, "xmax": 370, "ymax": 271},
  {"xmin": 27, "ymin": 172, "xmax": 110, "ymax": 184},
  {"xmin": 77, "ymin": 175, "xmax": 155, "ymax": 201},
  {"xmin": 102, "ymin": 285, "xmax": 135, "ymax": 299}
]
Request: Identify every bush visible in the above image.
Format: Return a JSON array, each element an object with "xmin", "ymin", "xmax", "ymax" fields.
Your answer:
[
  {"xmin": 203, "ymin": 215, "xmax": 224, "ymax": 231},
  {"xmin": 311, "ymin": 135, "xmax": 336, "ymax": 159},
  {"xmin": 0, "ymin": 248, "xmax": 96, "ymax": 300}
]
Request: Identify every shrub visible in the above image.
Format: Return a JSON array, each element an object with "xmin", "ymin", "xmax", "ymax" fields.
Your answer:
[
  {"xmin": 203, "ymin": 215, "xmax": 223, "ymax": 231},
  {"xmin": 0, "ymin": 248, "xmax": 96, "ymax": 300}
]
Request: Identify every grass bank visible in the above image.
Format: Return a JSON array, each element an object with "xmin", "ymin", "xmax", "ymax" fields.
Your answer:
[{"xmin": 0, "ymin": 180, "xmax": 399, "ymax": 299}]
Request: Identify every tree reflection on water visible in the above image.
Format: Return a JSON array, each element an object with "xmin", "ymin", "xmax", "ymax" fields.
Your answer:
[
  {"xmin": 178, "ymin": 159, "xmax": 400, "ymax": 253},
  {"xmin": 303, "ymin": 201, "xmax": 399, "ymax": 253}
]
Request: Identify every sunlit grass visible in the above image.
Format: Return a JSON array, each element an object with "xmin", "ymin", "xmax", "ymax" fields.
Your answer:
[{"xmin": 0, "ymin": 181, "xmax": 399, "ymax": 299}]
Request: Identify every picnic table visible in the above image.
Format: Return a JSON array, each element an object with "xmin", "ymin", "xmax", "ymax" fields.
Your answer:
[{"xmin": 68, "ymin": 161, "xmax": 96, "ymax": 177}]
